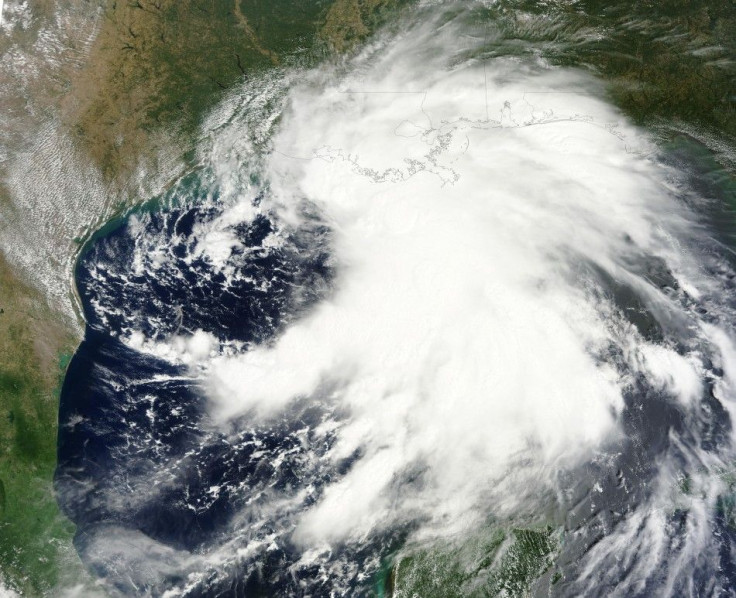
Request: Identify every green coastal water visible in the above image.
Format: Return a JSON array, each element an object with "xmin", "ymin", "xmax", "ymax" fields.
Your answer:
[{"xmin": 0, "ymin": 0, "xmax": 734, "ymax": 596}]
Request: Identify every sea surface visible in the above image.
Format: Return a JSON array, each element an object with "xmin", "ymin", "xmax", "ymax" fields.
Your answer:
[{"xmin": 56, "ymin": 4, "xmax": 736, "ymax": 597}]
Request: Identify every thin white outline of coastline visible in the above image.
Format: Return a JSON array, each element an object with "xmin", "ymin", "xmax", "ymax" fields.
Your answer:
[{"xmin": 271, "ymin": 25, "xmax": 649, "ymax": 186}]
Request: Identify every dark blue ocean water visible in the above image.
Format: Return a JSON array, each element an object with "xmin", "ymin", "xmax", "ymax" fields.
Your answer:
[
  {"xmin": 55, "ymin": 139, "xmax": 736, "ymax": 597},
  {"xmin": 54, "ymin": 172, "xmax": 387, "ymax": 596}
]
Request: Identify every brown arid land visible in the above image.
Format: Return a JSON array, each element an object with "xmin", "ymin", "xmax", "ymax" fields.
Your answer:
[
  {"xmin": 0, "ymin": 1, "xmax": 404, "ymax": 594},
  {"xmin": 0, "ymin": 0, "xmax": 734, "ymax": 594}
]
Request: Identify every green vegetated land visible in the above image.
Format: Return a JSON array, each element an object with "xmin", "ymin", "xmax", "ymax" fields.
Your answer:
[
  {"xmin": 0, "ymin": 254, "xmax": 90, "ymax": 595},
  {"xmin": 68, "ymin": 0, "xmax": 407, "ymax": 186},
  {"xmin": 488, "ymin": 0, "xmax": 736, "ymax": 143},
  {"xmin": 0, "ymin": 1, "xmax": 408, "ymax": 595},
  {"xmin": 390, "ymin": 524, "xmax": 559, "ymax": 598},
  {"xmin": 385, "ymin": 2, "xmax": 736, "ymax": 595},
  {"xmin": 1, "ymin": 0, "xmax": 735, "ymax": 595}
]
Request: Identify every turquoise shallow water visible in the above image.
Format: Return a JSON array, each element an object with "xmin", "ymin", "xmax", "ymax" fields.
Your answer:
[{"xmin": 56, "ymin": 3, "xmax": 736, "ymax": 597}]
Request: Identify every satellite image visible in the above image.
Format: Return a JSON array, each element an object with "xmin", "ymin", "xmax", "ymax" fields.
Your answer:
[{"xmin": 1, "ymin": 1, "xmax": 736, "ymax": 596}]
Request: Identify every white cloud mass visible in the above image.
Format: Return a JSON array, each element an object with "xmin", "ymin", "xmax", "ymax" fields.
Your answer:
[
  {"xmin": 184, "ymin": 11, "xmax": 735, "ymax": 554},
  {"xmin": 100, "ymin": 8, "xmax": 736, "ymax": 595}
]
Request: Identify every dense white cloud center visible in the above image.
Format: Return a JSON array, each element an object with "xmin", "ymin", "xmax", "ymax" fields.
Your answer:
[{"xmin": 177, "ymin": 17, "xmax": 726, "ymax": 548}]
